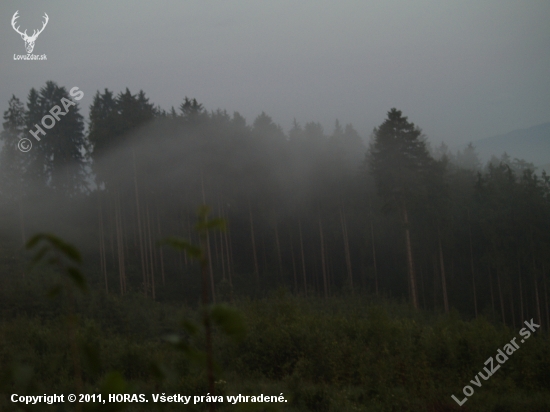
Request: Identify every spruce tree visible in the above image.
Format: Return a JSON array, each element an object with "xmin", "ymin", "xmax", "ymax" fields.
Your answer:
[
  {"xmin": 367, "ymin": 108, "xmax": 435, "ymax": 309},
  {"xmin": 0, "ymin": 96, "xmax": 28, "ymax": 202},
  {"xmin": 25, "ymin": 81, "xmax": 88, "ymax": 196}
]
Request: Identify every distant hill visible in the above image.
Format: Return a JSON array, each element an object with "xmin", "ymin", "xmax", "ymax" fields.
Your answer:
[{"xmin": 464, "ymin": 122, "xmax": 550, "ymax": 169}]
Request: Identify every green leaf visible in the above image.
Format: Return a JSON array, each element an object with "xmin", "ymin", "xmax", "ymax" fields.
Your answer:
[
  {"xmin": 67, "ymin": 266, "xmax": 88, "ymax": 292},
  {"xmin": 100, "ymin": 371, "xmax": 127, "ymax": 394},
  {"xmin": 50, "ymin": 236, "xmax": 81, "ymax": 262},
  {"xmin": 196, "ymin": 217, "xmax": 227, "ymax": 232},
  {"xmin": 197, "ymin": 204, "xmax": 211, "ymax": 219},
  {"xmin": 25, "ymin": 234, "xmax": 45, "ymax": 249},
  {"xmin": 30, "ymin": 245, "xmax": 50, "ymax": 267},
  {"xmin": 26, "ymin": 233, "xmax": 81, "ymax": 263},
  {"xmin": 181, "ymin": 319, "xmax": 199, "ymax": 336},
  {"xmin": 158, "ymin": 237, "xmax": 202, "ymax": 258}
]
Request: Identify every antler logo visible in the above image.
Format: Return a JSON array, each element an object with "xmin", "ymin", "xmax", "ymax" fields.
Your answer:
[{"xmin": 11, "ymin": 10, "xmax": 49, "ymax": 54}]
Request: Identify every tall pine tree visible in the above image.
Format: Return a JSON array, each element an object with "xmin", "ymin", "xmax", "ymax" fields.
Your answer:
[{"xmin": 367, "ymin": 108, "xmax": 436, "ymax": 309}]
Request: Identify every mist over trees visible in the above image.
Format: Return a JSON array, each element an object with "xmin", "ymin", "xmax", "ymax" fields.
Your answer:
[{"xmin": 1, "ymin": 80, "xmax": 549, "ymax": 330}]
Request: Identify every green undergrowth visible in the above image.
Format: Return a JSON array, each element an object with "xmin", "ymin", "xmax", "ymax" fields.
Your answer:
[{"xmin": 1, "ymin": 284, "xmax": 549, "ymax": 411}]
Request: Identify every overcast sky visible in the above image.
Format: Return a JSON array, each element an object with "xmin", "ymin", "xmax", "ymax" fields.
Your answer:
[{"xmin": 1, "ymin": 1, "xmax": 549, "ymax": 147}]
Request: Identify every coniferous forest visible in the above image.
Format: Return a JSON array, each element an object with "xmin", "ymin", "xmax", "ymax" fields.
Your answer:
[{"xmin": 0, "ymin": 81, "xmax": 549, "ymax": 411}]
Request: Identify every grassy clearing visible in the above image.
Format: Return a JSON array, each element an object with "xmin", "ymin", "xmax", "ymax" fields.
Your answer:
[{"xmin": 0, "ymin": 285, "xmax": 549, "ymax": 411}]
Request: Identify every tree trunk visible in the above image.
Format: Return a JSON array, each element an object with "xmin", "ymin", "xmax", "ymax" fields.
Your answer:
[
  {"xmin": 518, "ymin": 257, "xmax": 524, "ymax": 322},
  {"xmin": 114, "ymin": 191, "xmax": 125, "ymax": 295},
  {"xmin": 65, "ymin": 282, "xmax": 83, "ymax": 412},
  {"xmin": 226, "ymin": 212, "xmax": 234, "ymax": 291},
  {"xmin": 201, "ymin": 172, "xmax": 216, "ymax": 303},
  {"xmin": 497, "ymin": 269, "xmax": 505, "ymax": 324},
  {"xmin": 432, "ymin": 254, "xmax": 439, "ymax": 310},
  {"xmin": 534, "ymin": 269, "xmax": 542, "ymax": 326},
  {"xmin": 182, "ymin": 209, "xmax": 189, "ymax": 268},
  {"xmin": 489, "ymin": 266, "xmax": 495, "ymax": 314},
  {"xmin": 123, "ymin": 206, "xmax": 130, "ymax": 269},
  {"xmin": 146, "ymin": 203, "xmax": 155, "ymax": 300},
  {"xmin": 274, "ymin": 223, "xmax": 283, "ymax": 282},
  {"xmin": 299, "ymin": 221, "xmax": 307, "ymax": 298},
  {"xmin": 312, "ymin": 252, "xmax": 319, "ymax": 295},
  {"xmin": 156, "ymin": 208, "xmax": 165, "ymax": 286},
  {"xmin": 142, "ymin": 204, "xmax": 150, "ymax": 297},
  {"xmin": 290, "ymin": 233, "xmax": 298, "ymax": 294},
  {"xmin": 326, "ymin": 248, "xmax": 332, "ymax": 297},
  {"xmin": 543, "ymin": 264, "xmax": 549, "ymax": 332},
  {"xmin": 222, "ymin": 204, "xmax": 233, "ymax": 291},
  {"xmin": 98, "ymin": 192, "xmax": 108, "ymax": 293},
  {"xmin": 213, "ymin": 212, "xmax": 222, "ymax": 279},
  {"xmin": 438, "ymin": 223, "xmax": 449, "ymax": 314},
  {"xmin": 206, "ymin": 231, "xmax": 216, "ymax": 304},
  {"xmin": 402, "ymin": 203, "xmax": 418, "ymax": 309},
  {"xmin": 199, "ymin": 232, "xmax": 215, "ymax": 412},
  {"xmin": 371, "ymin": 220, "xmax": 378, "ymax": 296},
  {"xmin": 318, "ymin": 215, "xmax": 328, "ymax": 299},
  {"xmin": 18, "ymin": 200, "xmax": 27, "ymax": 280},
  {"xmin": 249, "ymin": 202, "xmax": 259, "ymax": 290},
  {"xmin": 132, "ymin": 149, "xmax": 147, "ymax": 297},
  {"xmin": 510, "ymin": 283, "xmax": 516, "ymax": 330},
  {"xmin": 217, "ymin": 201, "xmax": 226, "ymax": 282},
  {"xmin": 108, "ymin": 196, "xmax": 115, "ymax": 260},
  {"xmin": 468, "ymin": 211, "xmax": 477, "ymax": 318},
  {"xmin": 419, "ymin": 265, "xmax": 426, "ymax": 310},
  {"xmin": 531, "ymin": 227, "xmax": 542, "ymax": 326},
  {"xmin": 214, "ymin": 224, "xmax": 222, "ymax": 279},
  {"xmin": 340, "ymin": 204, "xmax": 353, "ymax": 295},
  {"xmin": 261, "ymin": 235, "xmax": 268, "ymax": 278}
]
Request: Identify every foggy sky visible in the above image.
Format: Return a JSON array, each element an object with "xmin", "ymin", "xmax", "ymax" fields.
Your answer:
[{"xmin": 1, "ymin": 1, "xmax": 549, "ymax": 147}]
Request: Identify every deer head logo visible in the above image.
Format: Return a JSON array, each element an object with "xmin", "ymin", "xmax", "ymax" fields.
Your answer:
[{"xmin": 11, "ymin": 11, "xmax": 49, "ymax": 54}]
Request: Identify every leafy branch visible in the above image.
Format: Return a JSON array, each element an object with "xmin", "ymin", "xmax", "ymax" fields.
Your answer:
[
  {"xmin": 160, "ymin": 205, "xmax": 245, "ymax": 412},
  {"xmin": 26, "ymin": 233, "xmax": 87, "ymax": 411}
]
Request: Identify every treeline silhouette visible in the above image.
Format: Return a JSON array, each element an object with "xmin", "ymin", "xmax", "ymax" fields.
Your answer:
[{"xmin": 1, "ymin": 81, "xmax": 549, "ymax": 330}]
